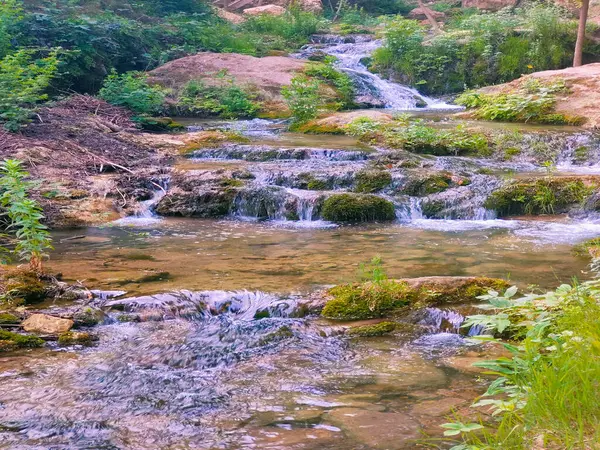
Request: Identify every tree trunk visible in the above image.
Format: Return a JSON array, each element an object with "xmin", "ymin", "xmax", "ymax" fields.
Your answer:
[{"xmin": 574, "ymin": 0, "xmax": 590, "ymax": 67}]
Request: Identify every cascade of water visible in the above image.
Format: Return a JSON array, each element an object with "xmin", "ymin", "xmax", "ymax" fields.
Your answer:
[
  {"xmin": 298, "ymin": 35, "xmax": 460, "ymax": 110},
  {"xmin": 113, "ymin": 178, "xmax": 170, "ymax": 225}
]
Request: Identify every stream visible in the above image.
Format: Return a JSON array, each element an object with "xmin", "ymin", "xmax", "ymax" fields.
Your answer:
[{"xmin": 1, "ymin": 34, "xmax": 600, "ymax": 450}]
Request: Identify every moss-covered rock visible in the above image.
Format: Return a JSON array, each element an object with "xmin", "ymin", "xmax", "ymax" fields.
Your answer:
[
  {"xmin": 57, "ymin": 331, "xmax": 95, "ymax": 346},
  {"xmin": 0, "ymin": 269, "xmax": 47, "ymax": 306},
  {"xmin": 73, "ymin": 307, "xmax": 106, "ymax": 327},
  {"xmin": 354, "ymin": 170, "xmax": 392, "ymax": 193},
  {"xmin": 322, "ymin": 194, "xmax": 396, "ymax": 223},
  {"xmin": 0, "ymin": 330, "xmax": 44, "ymax": 351},
  {"xmin": 258, "ymin": 325, "xmax": 294, "ymax": 346},
  {"xmin": 573, "ymin": 237, "xmax": 600, "ymax": 259},
  {"xmin": 322, "ymin": 277, "xmax": 509, "ymax": 320},
  {"xmin": 484, "ymin": 177, "xmax": 593, "ymax": 217},
  {"xmin": 156, "ymin": 189, "xmax": 237, "ymax": 218},
  {"xmin": 347, "ymin": 321, "xmax": 397, "ymax": 337},
  {"xmin": 0, "ymin": 313, "xmax": 20, "ymax": 325},
  {"xmin": 322, "ymin": 281, "xmax": 412, "ymax": 320}
]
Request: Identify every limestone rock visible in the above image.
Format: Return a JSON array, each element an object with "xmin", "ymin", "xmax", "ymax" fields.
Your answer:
[
  {"xmin": 243, "ymin": 5, "xmax": 286, "ymax": 16},
  {"xmin": 408, "ymin": 7, "xmax": 445, "ymax": 20},
  {"xmin": 215, "ymin": 7, "xmax": 246, "ymax": 24},
  {"xmin": 22, "ymin": 314, "xmax": 74, "ymax": 335},
  {"xmin": 461, "ymin": 0, "xmax": 518, "ymax": 10}
]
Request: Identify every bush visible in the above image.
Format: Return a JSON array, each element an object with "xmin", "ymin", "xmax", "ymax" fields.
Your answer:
[
  {"xmin": 241, "ymin": 7, "xmax": 322, "ymax": 47},
  {"xmin": 0, "ymin": 159, "xmax": 52, "ymax": 272},
  {"xmin": 456, "ymin": 79, "xmax": 582, "ymax": 125},
  {"xmin": 304, "ymin": 58, "xmax": 356, "ymax": 109},
  {"xmin": 322, "ymin": 193, "xmax": 396, "ymax": 222},
  {"xmin": 99, "ymin": 71, "xmax": 166, "ymax": 115},
  {"xmin": 282, "ymin": 75, "xmax": 322, "ymax": 124},
  {"xmin": 176, "ymin": 79, "xmax": 260, "ymax": 119},
  {"xmin": 0, "ymin": 49, "xmax": 60, "ymax": 131}
]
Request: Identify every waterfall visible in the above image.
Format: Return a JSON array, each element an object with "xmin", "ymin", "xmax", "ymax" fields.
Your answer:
[{"xmin": 298, "ymin": 34, "xmax": 460, "ymax": 110}]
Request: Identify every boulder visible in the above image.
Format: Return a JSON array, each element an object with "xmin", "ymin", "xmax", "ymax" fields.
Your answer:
[
  {"xmin": 243, "ymin": 5, "xmax": 286, "ymax": 16},
  {"xmin": 215, "ymin": 7, "xmax": 246, "ymax": 24},
  {"xmin": 22, "ymin": 314, "xmax": 74, "ymax": 335},
  {"xmin": 148, "ymin": 53, "xmax": 307, "ymax": 108},
  {"xmin": 408, "ymin": 7, "xmax": 445, "ymax": 20},
  {"xmin": 477, "ymin": 63, "xmax": 600, "ymax": 130}
]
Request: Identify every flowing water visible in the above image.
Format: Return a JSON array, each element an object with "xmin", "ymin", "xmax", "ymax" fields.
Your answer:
[{"xmin": 2, "ymin": 35, "xmax": 600, "ymax": 450}]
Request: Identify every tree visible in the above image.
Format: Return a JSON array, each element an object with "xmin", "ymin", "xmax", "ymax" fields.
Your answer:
[{"xmin": 573, "ymin": 0, "xmax": 590, "ymax": 67}]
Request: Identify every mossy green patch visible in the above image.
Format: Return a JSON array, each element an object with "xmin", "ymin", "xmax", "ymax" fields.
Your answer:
[
  {"xmin": 0, "ymin": 270, "xmax": 47, "ymax": 306},
  {"xmin": 347, "ymin": 321, "xmax": 397, "ymax": 337},
  {"xmin": 322, "ymin": 194, "xmax": 396, "ymax": 223},
  {"xmin": 0, "ymin": 313, "xmax": 19, "ymax": 324},
  {"xmin": 0, "ymin": 330, "xmax": 44, "ymax": 351},
  {"xmin": 58, "ymin": 331, "xmax": 94, "ymax": 346},
  {"xmin": 354, "ymin": 170, "xmax": 392, "ymax": 193},
  {"xmin": 322, "ymin": 281, "xmax": 412, "ymax": 320},
  {"xmin": 485, "ymin": 177, "xmax": 591, "ymax": 216},
  {"xmin": 258, "ymin": 326, "xmax": 294, "ymax": 346},
  {"xmin": 573, "ymin": 237, "xmax": 600, "ymax": 259},
  {"xmin": 294, "ymin": 121, "xmax": 346, "ymax": 135}
]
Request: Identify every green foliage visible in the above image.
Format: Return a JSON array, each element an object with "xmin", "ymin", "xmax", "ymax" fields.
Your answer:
[
  {"xmin": 0, "ymin": 160, "xmax": 52, "ymax": 271},
  {"xmin": 176, "ymin": 78, "xmax": 260, "ymax": 119},
  {"xmin": 446, "ymin": 280, "xmax": 600, "ymax": 448},
  {"xmin": 372, "ymin": 6, "xmax": 588, "ymax": 96},
  {"xmin": 304, "ymin": 57, "xmax": 356, "ymax": 109},
  {"xmin": 0, "ymin": 49, "xmax": 60, "ymax": 131},
  {"xmin": 98, "ymin": 71, "xmax": 165, "ymax": 115},
  {"xmin": 382, "ymin": 123, "xmax": 489, "ymax": 156},
  {"xmin": 344, "ymin": 117, "xmax": 382, "ymax": 140},
  {"xmin": 282, "ymin": 75, "xmax": 322, "ymax": 125},
  {"xmin": 0, "ymin": 0, "xmax": 23, "ymax": 59},
  {"xmin": 456, "ymin": 79, "xmax": 581, "ymax": 124},
  {"xmin": 321, "ymin": 193, "xmax": 396, "ymax": 223},
  {"xmin": 485, "ymin": 177, "xmax": 590, "ymax": 217}
]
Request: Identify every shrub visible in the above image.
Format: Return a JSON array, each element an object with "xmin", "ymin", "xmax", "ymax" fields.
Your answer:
[
  {"xmin": 241, "ymin": 7, "xmax": 321, "ymax": 47},
  {"xmin": 456, "ymin": 79, "xmax": 582, "ymax": 125},
  {"xmin": 304, "ymin": 57, "xmax": 356, "ymax": 109},
  {"xmin": 281, "ymin": 75, "xmax": 322, "ymax": 124},
  {"xmin": 99, "ymin": 71, "xmax": 166, "ymax": 115},
  {"xmin": 0, "ymin": 159, "xmax": 52, "ymax": 272},
  {"xmin": 322, "ymin": 193, "xmax": 396, "ymax": 222},
  {"xmin": 0, "ymin": 49, "xmax": 60, "ymax": 131},
  {"xmin": 176, "ymin": 78, "xmax": 260, "ymax": 119}
]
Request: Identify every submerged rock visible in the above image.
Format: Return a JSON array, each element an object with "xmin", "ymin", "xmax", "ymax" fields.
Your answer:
[
  {"xmin": 0, "ymin": 330, "xmax": 44, "ymax": 352},
  {"xmin": 346, "ymin": 321, "xmax": 397, "ymax": 337},
  {"xmin": 22, "ymin": 314, "xmax": 74, "ymax": 335},
  {"xmin": 57, "ymin": 331, "xmax": 96, "ymax": 346}
]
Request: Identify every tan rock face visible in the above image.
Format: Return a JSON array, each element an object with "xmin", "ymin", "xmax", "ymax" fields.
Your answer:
[
  {"xmin": 481, "ymin": 63, "xmax": 600, "ymax": 130},
  {"xmin": 22, "ymin": 314, "xmax": 74, "ymax": 335},
  {"xmin": 461, "ymin": 0, "xmax": 518, "ymax": 10},
  {"xmin": 217, "ymin": 0, "xmax": 323, "ymax": 13},
  {"xmin": 148, "ymin": 52, "xmax": 306, "ymax": 105},
  {"xmin": 242, "ymin": 4, "xmax": 286, "ymax": 16},
  {"xmin": 408, "ymin": 7, "xmax": 445, "ymax": 20},
  {"xmin": 215, "ymin": 7, "xmax": 246, "ymax": 24}
]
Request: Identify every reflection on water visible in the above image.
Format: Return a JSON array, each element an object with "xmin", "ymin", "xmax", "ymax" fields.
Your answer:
[{"xmin": 47, "ymin": 218, "xmax": 592, "ymax": 296}]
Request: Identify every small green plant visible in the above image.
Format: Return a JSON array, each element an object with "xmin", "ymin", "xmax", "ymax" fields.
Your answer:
[
  {"xmin": 281, "ymin": 75, "xmax": 322, "ymax": 125},
  {"xmin": 304, "ymin": 57, "xmax": 356, "ymax": 109},
  {"xmin": 0, "ymin": 159, "xmax": 52, "ymax": 272},
  {"xmin": 0, "ymin": 49, "xmax": 60, "ymax": 131},
  {"xmin": 177, "ymin": 78, "xmax": 260, "ymax": 119},
  {"xmin": 359, "ymin": 255, "xmax": 387, "ymax": 283},
  {"xmin": 99, "ymin": 71, "xmax": 166, "ymax": 115}
]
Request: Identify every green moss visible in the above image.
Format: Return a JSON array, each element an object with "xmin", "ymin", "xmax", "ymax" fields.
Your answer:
[
  {"xmin": 58, "ymin": 331, "xmax": 94, "ymax": 346},
  {"xmin": 503, "ymin": 147, "xmax": 522, "ymax": 160},
  {"xmin": 574, "ymin": 146, "xmax": 589, "ymax": 163},
  {"xmin": 0, "ymin": 330, "xmax": 44, "ymax": 350},
  {"xmin": 354, "ymin": 170, "xmax": 392, "ymax": 193},
  {"xmin": 485, "ymin": 177, "xmax": 591, "ymax": 216},
  {"xmin": 294, "ymin": 121, "xmax": 346, "ymax": 135},
  {"xmin": 412, "ymin": 277, "xmax": 511, "ymax": 307},
  {"xmin": 1, "ymin": 270, "xmax": 47, "ymax": 306},
  {"xmin": 219, "ymin": 178, "xmax": 245, "ymax": 188},
  {"xmin": 347, "ymin": 321, "xmax": 397, "ymax": 337},
  {"xmin": 420, "ymin": 199, "xmax": 446, "ymax": 218},
  {"xmin": 122, "ymin": 252, "xmax": 156, "ymax": 261},
  {"xmin": 322, "ymin": 194, "xmax": 396, "ymax": 223},
  {"xmin": 306, "ymin": 178, "xmax": 329, "ymax": 191},
  {"xmin": 73, "ymin": 307, "xmax": 105, "ymax": 327},
  {"xmin": 322, "ymin": 281, "xmax": 413, "ymax": 320},
  {"xmin": 402, "ymin": 173, "xmax": 458, "ymax": 196},
  {"xmin": 0, "ymin": 313, "xmax": 19, "ymax": 324},
  {"xmin": 258, "ymin": 326, "xmax": 294, "ymax": 346}
]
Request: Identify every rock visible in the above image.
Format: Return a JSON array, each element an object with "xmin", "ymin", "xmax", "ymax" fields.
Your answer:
[
  {"xmin": 148, "ymin": 53, "xmax": 306, "ymax": 111},
  {"xmin": 57, "ymin": 331, "xmax": 96, "ymax": 346},
  {"xmin": 73, "ymin": 307, "xmax": 106, "ymax": 327},
  {"xmin": 477, "ymin": 63, "xmax": 600, "ymax": 129},
  {"xmin": 408, "ymin": 7, "xmax": 445, "ymax": 20},
  {"xmin": 219, "ymin": 0, "xmax": 322, "ymax": 13},
  {"xmin": 325, "ymin": 408, "xmax": 420, "ymax": 449},
  {"xmin": 297, "ymin": 0, "xmax": 323, "ymax": 13},
  {"xmin": 411, "ymin": 397, "xmax": 466, "ymax": 416},
  {"xmin": 243, "ymin": 5, "xmax": 286, "ymax": 16},
  {"xmin": 461, "ymin": 0, "xmax": 518, "ymax": 10},
  {"xmin": 215, "ymin": 7, "xmax": 246, "ymax": 24},
  {"xmin": 22, "ymin": 314, "xmax": 74, "ymax": 335},
  {"xmin": 301, "ymin": 110, "xmax": 393, "ymax": 134},
  {"xmin": 321, "ymin": 193, "xmax": 396, "ymax": 223},
  {"xmin": 0, "ymin": 269, "xmax": 47, "ymax": 305}
]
